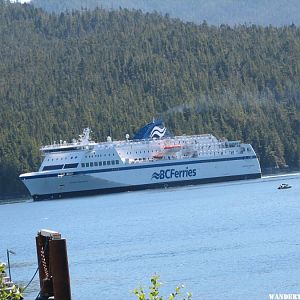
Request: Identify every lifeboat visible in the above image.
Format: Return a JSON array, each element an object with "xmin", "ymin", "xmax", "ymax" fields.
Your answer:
[
  {"xmin": 163, "ymin": 145, "xmax": 181, "ymax": 152},
  {"xmin": 153, "ymin": 152, "xmax": 164, "ymax": 159}
]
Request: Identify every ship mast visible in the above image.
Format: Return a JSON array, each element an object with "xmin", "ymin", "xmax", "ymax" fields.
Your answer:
[{"xmin": 79, "ymin": 128, "xmax": 91, "ymax": 145}]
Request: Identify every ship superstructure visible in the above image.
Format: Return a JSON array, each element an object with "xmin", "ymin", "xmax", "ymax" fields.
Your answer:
[{"xmin": 20, "ymin": 121, "xmax": 261, "ymax": 200}]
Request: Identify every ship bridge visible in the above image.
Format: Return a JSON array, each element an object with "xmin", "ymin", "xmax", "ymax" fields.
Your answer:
[{"xmin": 41, "ymin": 128, "xmax": 96, "ymax": 154}]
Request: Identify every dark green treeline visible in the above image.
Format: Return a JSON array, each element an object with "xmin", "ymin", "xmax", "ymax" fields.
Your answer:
[{"xmin": 0, "ymin": 1, "xmax": 300, "ymax": 198}]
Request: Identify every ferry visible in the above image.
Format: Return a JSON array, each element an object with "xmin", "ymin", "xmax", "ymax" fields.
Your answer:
[{"xmin": 19, "ymin": 120, "xmax": 261, "ymax": 200}]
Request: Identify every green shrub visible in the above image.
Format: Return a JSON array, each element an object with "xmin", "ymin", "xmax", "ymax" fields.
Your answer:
[
  {"xmin": 0, "ymin": 263, "xmax": 23, "ymax": 300},
  {"xmin": 133, "ymin": 275, "xmax": 192, "ymax": 300}
]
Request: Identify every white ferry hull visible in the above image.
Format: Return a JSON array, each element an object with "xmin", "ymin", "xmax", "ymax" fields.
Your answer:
[{"xmin": 21, "ymin": 155, "xmax": 261, "ymax": 200}]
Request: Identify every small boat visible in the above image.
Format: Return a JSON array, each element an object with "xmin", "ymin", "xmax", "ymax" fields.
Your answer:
[{"xmin": 278, "ymin": 183, "xmax": 292, "ymax": 190}]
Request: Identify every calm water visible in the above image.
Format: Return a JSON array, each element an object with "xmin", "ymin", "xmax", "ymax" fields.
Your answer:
[{"xmin": 1, "ymin": 174, "xmax": 300, "ymax": 300}]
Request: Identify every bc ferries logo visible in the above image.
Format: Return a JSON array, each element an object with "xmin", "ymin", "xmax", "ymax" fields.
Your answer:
[
  {"xmin": 152, "ymin": 168, "xmax": 196, "ymax": 180},
  {"xmin": 150, "ymin": 126, "xmax": 166, "ymax": 139}
]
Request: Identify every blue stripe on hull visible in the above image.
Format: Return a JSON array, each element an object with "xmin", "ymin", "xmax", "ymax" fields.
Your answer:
[
  {"xmin": 32, "ymin": 172, "xmax": 261, "ymax": 201},
  {"xmin": 23, "ymin": 155, "xmax": 258, "ymax": 180}
]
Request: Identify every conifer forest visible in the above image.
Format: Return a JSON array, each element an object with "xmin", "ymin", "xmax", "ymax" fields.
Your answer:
[{"xmin": 0, "ymin": 1, "xmax": 300, "ymax": 198}]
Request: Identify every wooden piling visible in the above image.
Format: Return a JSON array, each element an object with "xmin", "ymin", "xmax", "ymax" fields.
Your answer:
[
  {"xmin": 49, "ymin": 239, "xmax": 72, "ymax": 300},
  {"xmin": 35, "ymin": 230, "xmax": 71, "ymax": 300}
]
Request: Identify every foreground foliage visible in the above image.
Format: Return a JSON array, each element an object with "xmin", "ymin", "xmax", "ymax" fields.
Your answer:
[
  {"xmin": 0, "ymin": 1, "xmax": 300, "ymax": 198},
  {"xmin": 0, "ymin": 263, "xmax": 23, "ymax": 300},
  {"xmin": 133, "ymin": 276, "xmax": 192, "ymax": 300}
]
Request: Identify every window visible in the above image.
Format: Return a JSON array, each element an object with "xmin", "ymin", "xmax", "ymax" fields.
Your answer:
[
  {"xmin": 99, "ymin": 161, "xmax": 102, "ymax": 166},
  {"xmin": 81, "ymin": 163, "xmax": 85, "ymax": 167},
  {"xmin": 116, "ymin": 160, "xmax": 119, "ymax": 165},
  {"xmin": 111, "ymin": 160, "xmax": 115, "ymax": 165},
  {"xmin": 85, "ymin": 163, "xmax": 89, "ymax": 167},
  {"xmin": 43, "ymin": 164, "xmax": 64, "ymax": 171},
  {"xmin": 64, "ymin": 163, "xmax": 79, "ymax": 169},
  {"xmin": 103, "ymin": 161, "xmax": 106, "ymax": 166},
  {"xmin": 90, "ymin": 162, "xmax": 94, "ymax": 167},
  {"xmin": 95, "ymin": 162, "xmax": 98, "ymax": 166},
  {"xmin": 107, "ymin": 161, "xmax": 111, "ymax": 165}
]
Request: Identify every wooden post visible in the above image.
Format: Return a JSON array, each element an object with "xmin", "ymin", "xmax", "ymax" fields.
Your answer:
[
  {"xmin": 35, "ymin": 230, "xmax": 71, "ymax": 300},
  {"xmin": 49, "ymin": 239, "xmax": 72, "ymax": 300}
]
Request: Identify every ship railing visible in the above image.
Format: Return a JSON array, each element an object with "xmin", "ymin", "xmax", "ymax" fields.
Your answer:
[
  {"xmin": 41, "ymin": 141, "xmax": 97, "ymax": 150},
  {"xmin": 41, "ymin": 143, "xmax": 77, "ymax": 150},
  {"xmin": 174, "ymin": 134, "xmax": 214, "ymax": 139},
  {"xmin": 114, "ymin": 134, "xmax": 218, "ymax": 144}
]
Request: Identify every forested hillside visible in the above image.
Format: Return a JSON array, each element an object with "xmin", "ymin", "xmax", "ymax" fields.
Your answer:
[
  {"xmin": 31, "ymin": 0, "xmax": 300, "ymax": 26},
  {"xmin": 0, "ymin": 1, "xmax": 300, "ymax": 198}
]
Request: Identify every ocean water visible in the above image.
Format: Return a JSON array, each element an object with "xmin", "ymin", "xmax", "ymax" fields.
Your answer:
[{"xmin": 1, "ymin": 174, "xmax": 300, "ymax": 300}]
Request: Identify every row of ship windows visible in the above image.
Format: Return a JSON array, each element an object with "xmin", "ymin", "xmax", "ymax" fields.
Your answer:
[
  {"xmin": 43, "ymin": 160, "xmax": 120, "ymax": 171},
  {"xmin": 43, "ymin": 163, "xmax": 78, "ymax": 171},
  {"xmin": 124, "ymin": 146, "xmax": 237, "ymax": 155},
  {"xmin": 81, "ymin": 160, "xmax": 120, "ymax": 168},
  {"xmin": 85, "ymin": 153, "xmax": 115, "ymax": 158},
  {"xmin": 47, "ymin": 156, "xmax": 78, "ymax": 161},
  {"xmin": 46, "ymin": 153, "xmax": 117, "ymax": 162},
  {"xmin": 127, "ymin": 150, "xmax": 158, "ymax": 154}
]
